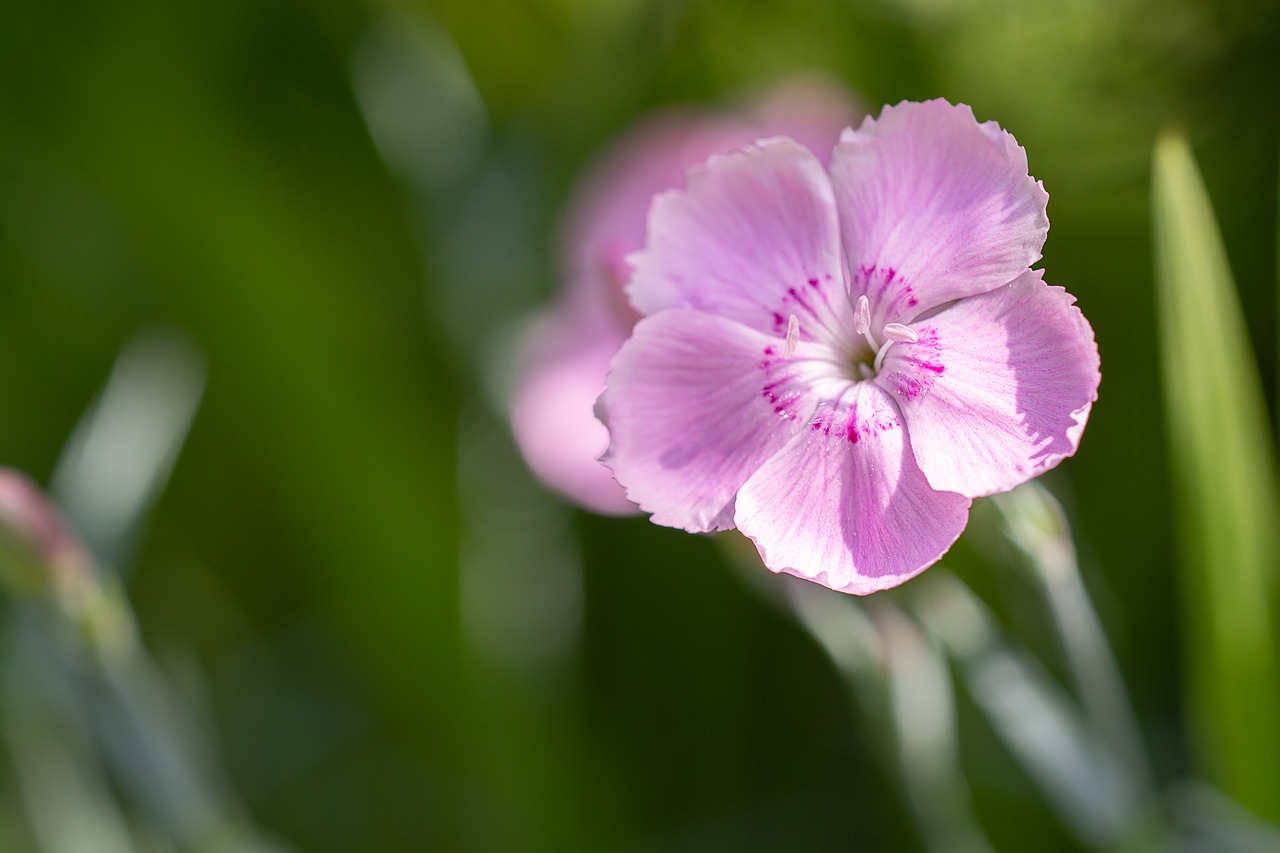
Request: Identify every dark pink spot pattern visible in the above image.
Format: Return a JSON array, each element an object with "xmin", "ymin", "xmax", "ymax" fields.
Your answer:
[
  {"xmin": 757, "ymin": 345, "xmax": 811, "ymax": 422},
  {"xmin": 884, "ymin": 326, "xmax": 945, "ymax": 401}
]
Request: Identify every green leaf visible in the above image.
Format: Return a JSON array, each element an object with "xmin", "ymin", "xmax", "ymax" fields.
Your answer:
[{"xmin": 1152, "ymin": 129, "xmax": 1280, "ymax": 821}]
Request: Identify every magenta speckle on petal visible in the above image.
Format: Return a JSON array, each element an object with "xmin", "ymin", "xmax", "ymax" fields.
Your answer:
[
  {"xmin": 844, "ymin": 405, "xmax": 858, "ymax": 443},
  {"xmin": 896, "ymin": 373, "xmax": 925, "ymax": 401},
  {"xmin": 785, "ymin": 286, "xmax": 813, "ymax": 312},
  {"xmin": 810, "ymin": 409, "xmax": 835, "ymax": 436},
  {"xmin": 886, "ymin": 354, "xmax": 944, "ymax": 402},
  {"xmin": 886, "ymin": 326, "xmax": 947, "ymax": 402},
  {"xmin": 853, "ymin": 264, "xmax": 922, "ymax": 318}
]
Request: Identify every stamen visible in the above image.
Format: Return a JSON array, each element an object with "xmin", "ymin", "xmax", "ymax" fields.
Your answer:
[
  {"xmin": 882, "ymin": 323, "xmax": 918, "ymax": 343},
  {"xmin": 855, "ymin": 294, "xmax": 881, "ymax": 353},
  {"xmin": 853, "ymin": 295, "xmax": 870, "ymax": 336},
  {"xmin": 872, "ymin": 323, "xmax": 919, "ymax": 373},
  {"xmin": 872, "ymin": 340, "xmax": 895, "ymax": 374},
  {"xmin": 784, "ymin": 314, "xmax": 800, "ymax": 358}
]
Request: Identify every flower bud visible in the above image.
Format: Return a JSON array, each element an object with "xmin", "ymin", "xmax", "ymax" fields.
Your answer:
[{"xmin": 0, "ymin": 468, "xmax": 93, "ymax": 600}]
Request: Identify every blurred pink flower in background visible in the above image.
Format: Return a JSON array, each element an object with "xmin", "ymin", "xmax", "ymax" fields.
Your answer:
[
  {"xmin": 0, "ymin": 468, "xmax": 93, "ymax": 600},
  {"xmin": 598, "ymin": 100, "xmax": 1100, "ymax": 593},
  {"xmin": 509, "ymin": 76, "xmax": 861, "ymax": 514}
]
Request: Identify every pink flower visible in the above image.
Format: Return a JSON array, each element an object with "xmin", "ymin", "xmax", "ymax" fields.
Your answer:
[
  {"xmin": 598, "ymin": 99, "xmax": 1100, "ymax": 593},
  {"xmin": 0, "ymin": 468, "xmax": 93, "ymax": 598},
  {"xmin": 509, "ymin": 77, "xmax": 859, "ymax": 514}
]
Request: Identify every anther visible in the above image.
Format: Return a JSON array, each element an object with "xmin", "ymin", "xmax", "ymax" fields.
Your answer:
[
  {"xmin": 882, "ymin": 323, "xmax": 918, "ymax": 343},
  {"xmin": 784, "ymin": 314, "xmax": 800, "ymax": 358},
  {"xmin": 854, "ymin": 295, "xmax": 870, "ymax": 336}
]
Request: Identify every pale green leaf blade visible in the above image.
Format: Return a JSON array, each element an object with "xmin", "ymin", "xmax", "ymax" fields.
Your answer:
[{"xmin": 1152, "ymin": 129, "xmax": 1280, "ymax": 821}]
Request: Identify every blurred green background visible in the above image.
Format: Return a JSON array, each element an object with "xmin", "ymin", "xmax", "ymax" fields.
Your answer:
[{"xmin": 1, "ymin": 0, "xmax": 1278, "ymax": 850}]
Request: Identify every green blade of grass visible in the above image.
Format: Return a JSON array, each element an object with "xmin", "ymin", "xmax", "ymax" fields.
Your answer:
[{"xmin": 1153, "ymin": 129, "xmax": 1280, "ymax": 822}]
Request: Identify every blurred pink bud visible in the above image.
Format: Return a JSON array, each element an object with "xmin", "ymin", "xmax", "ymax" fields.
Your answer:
[
  {"xmin": 0, "ymin": 467, "xmax": 93, "ymax": 593},
  {"xmin": 510, "ymin": 75, "xmax": 862, "ymax": 513}
]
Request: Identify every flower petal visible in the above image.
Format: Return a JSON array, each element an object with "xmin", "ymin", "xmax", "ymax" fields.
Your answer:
[
  {"xmin": 629, "ymin": 139, "xmax": 852, "ymax": 345},
  {"xmin": 735, "ymin": 383, "xmax": 971, "ymax": 594},
  {"xmin": 510, "ymin": 313, "xmax": 637, "ymax": 515},
  {"xmin": 560, "ymin": 111, "xmax": 767, "ymax": 328},
  {"xmin": 830, "ymin": 99, "xmax": 1049, "ymax": 327},
  {"xmin": 879, "ymin": 270, "xmax": 1100, "ymax": 497},
  {"xmin": 745, "ymin": 72, "xmax": 864, "ymax": 167},
  {"xmin": 599, "ymin": 308, "xmax": 823, "ymax": 532},
  {"xmin": 561, "ymin": 75, "xmax": 858, "ymax": 305}
]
